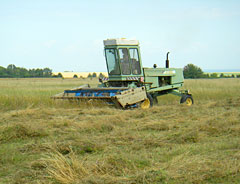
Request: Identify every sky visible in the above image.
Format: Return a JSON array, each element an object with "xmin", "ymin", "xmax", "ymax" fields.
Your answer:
[{"xmin": 0, "ymin": 0, "xmax": 240, "ymax": 72}]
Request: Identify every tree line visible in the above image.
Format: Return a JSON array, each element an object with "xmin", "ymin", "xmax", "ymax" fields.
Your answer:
[
  {"xmin": 0, "ymin": 64, "xmax": 238, "ymax": 79},
  {"xmin": 0, "ymin": 64, "xmax": 52, "ymax": 78},
  {"xmin": 0, "ymin": 64, "xmax": 106, "ymax": 79},
  {"xmin": 183, "ymin": 64, "xmax": 240, "ymax": 79}
]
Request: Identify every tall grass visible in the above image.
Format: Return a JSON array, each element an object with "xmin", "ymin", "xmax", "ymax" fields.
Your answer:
[
  {"xmin": 0, "ymin": 78, "xmax": 240, "ymax": 183},
  {"xmin": 184, "ymin": 78, "xmax": 240, "ymax": 101},
  {"xmin": 0, "ymin": 78, "xmax": 99, "ymax": 111},
  {"xmin": 1, "ymin": 78, "xmax": 239, "ymax": 110}
]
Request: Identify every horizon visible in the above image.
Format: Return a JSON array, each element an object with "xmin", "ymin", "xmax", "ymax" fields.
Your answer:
[{"xmin": 1, "ymin": 63, "xmax": 240, "ymax": 73}]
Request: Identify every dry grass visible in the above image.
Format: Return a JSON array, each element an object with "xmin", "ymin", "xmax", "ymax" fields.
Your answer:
[{"xmin": 0, "ymin": 78, "xmax": 240, "ymax": 183}]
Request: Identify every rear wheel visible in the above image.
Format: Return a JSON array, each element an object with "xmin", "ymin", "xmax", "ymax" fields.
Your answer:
[
  {"xmin": 185, "ymin": 97, "xmax": 193, "ymax": 106},
  {"xmin": 180, "ymin": 94, "xmax": 193, "ymax": 106}
]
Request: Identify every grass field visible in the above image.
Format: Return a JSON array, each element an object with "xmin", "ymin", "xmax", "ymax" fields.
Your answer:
[{"xmin": 0, "ymin": 78, "xmax": 240, "ymax": 184}]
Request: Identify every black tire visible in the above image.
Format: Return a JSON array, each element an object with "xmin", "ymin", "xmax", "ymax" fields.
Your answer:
[
  {"xmin": 147, "ymin": 93, "xmax": 154, "ymax": 107},
  {"xmin": 180, "ymin": 94, "xmax": 194, "ymax": 105}
]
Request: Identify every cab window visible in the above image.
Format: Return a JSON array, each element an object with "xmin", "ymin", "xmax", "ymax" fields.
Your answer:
[
  {"xmin": 105, "ymin": 49, "xmax": 120, "ymax": 75},
  {"xmin": 119, "ymin": 48, "xmax": 131, "ymax": 75},
  {"xmin": 129, "ymin": 48, "xmax": 141, "ymax": 75}
]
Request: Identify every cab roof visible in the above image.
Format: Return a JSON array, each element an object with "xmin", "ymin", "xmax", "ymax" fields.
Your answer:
[{"xmin": 104, "ymin": 38, "xmax": 139, "ymax": 46}]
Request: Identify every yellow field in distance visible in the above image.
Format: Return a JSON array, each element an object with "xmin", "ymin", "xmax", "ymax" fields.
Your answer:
[{"xmin": 52, "ymin": 72, "xmax": 108, "ymax": 78}]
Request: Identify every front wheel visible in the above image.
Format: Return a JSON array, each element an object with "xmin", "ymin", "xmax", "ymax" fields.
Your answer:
[
  {"xmin": 140, "ymin": 93, "xmax": 153, "ymax": 109},
  {"xmin": 180, "ymin": 94, "xmax": 194, "ymax": 106}
]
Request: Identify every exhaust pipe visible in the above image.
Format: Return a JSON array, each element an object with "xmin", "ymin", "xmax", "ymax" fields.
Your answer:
[{"xmin": 166, "ymin": 52, "xmax": 170, "ymax": 68}]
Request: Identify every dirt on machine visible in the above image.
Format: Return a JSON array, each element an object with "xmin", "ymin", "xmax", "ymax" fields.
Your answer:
[{"xmin": 52, "ymin": 38, "xmax": 193, "ymax": 109}]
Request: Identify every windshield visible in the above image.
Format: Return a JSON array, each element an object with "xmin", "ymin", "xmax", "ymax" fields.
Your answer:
[
  {"xmin": 129, "ymin": 48, "xmax": 141, "ymax": 75},
  {"xmin": 119, "ymin": 48, "xmax": 131, "ymax": 75},
  {"xmin": 105, "ymin": 49, "xmax": 120, "ymax": 75}
]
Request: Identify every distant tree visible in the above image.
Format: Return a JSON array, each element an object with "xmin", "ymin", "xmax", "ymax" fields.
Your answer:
[
  {"xmin": 183, "ymin": 64, "xmax": 204, "ymax": 78},
  {"xmin": 236, "ymin": 75, "xmax": 240, "ymax": 78},
  {"xmin": 57, "ymin": 73, "xmax": 63, "ymax": 78},
  {"xmin": 19, "ymin": 67, "xmax": 28, "ymax": 77},
  {"xmin": 36, "ymin": 69, "xmax": 42, "ymax": 77},
  {"xmin": 87, "ymin": 73, "xmax": 92, "ymax": 78},
  {"xmin": 231, "ymin": 74, "xmax": 235, "ymax": 78},
  {"xmin": 201, "ymin": 73, "xmax": 210, "ymax": 78},
  {"xmin": 92, "ymin": 72, "xmax": 97, "ymax": 78},
  {"xmin": 99, "ymin": 72, "xmax": 105, "ymax": 78},
  {"xmin": 0, "ymin": 65, "xmax": 54, "ymax": 78},
  {"xmin": 7, "ymin": 64, "xmax": 16, "ymax": 70},
  {"xmin": 0, "ymin": 66, "xmax": 8, "ymax": 77},
  {"xmin": 7, "ymin": 64, "xmax": 17, "ymax": 77},
  {"xmin": 43, "ymin": 68, "xmax": 52, "ymax": 77},
  {"xmin": 220, "ymin": 73, "xmax": 225, "ymax": 78},
  {"xmin": 210, "ymin": 73, "xmax": 218, "ymax": 78},
  {"xmin": 73, "ymin": 74, "xmax": 78, "ymax": 78}
]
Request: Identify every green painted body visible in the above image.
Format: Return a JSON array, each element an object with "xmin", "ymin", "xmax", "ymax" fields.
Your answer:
[
  {"xmin": 103, "ymin": 40, "xmax": 188, "ymax": 99},
  {"xmin": 143, "ymin": 67, "xmax": 184, "ymax": 91},
  {"xmin": 53, "ymin": 39, "xmax": 192, "ymax": 108}
]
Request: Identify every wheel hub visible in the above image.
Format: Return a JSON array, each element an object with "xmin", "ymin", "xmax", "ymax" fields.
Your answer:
[{"xmin": 140, "ymin": 99, "xmax": 150, "ymax": 109}]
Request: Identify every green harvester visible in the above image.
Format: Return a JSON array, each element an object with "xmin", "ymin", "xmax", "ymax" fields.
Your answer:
[{"xmin": 53, "ymin": 38, "xmax": 193, "ymax": 109}]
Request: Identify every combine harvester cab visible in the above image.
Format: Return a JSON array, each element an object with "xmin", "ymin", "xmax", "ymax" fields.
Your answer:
[{"xmin": 52, "ymin": 38, "xmax": 193, "ymax": 109}]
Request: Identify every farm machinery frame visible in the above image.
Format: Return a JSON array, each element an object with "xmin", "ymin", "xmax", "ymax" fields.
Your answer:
[{"xmin": 52, "ymin": 38, "xmax": 193, "ymax": 109}]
